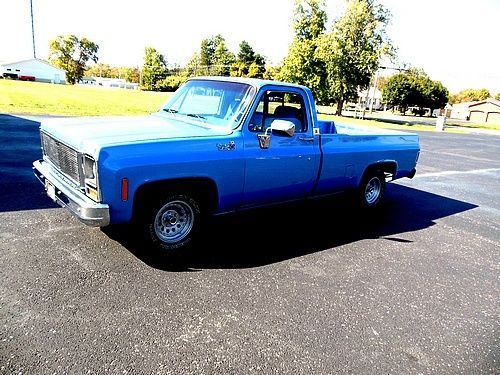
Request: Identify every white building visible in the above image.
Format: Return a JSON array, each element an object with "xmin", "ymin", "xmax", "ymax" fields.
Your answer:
[
  {"xmin": 357, "ymin": 87, "xmax": 383, "ymax": 110},
  {"xmin": 450, "ymin": 101, "xmax": 477, "ymax": 120},
  {"xmin": 0, "ymin": 58, "xmax": 66, "ymax": 84},
  {"xmin": 432, "ymin": 103, "xmax": 453, "ymax": 117},
  {"xmin": 79, "ymin": 77, "xmax": 139, "ymax": 90},
  {"xmin": 450, "ymin": 99, "xmax": 500, "ymax": 123}
]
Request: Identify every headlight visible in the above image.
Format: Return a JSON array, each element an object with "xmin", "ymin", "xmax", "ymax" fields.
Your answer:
[
  {"xmin": 83, "ymin": 155, "xmax": 96, "ymax": 179},
  {"xmin": 82, "ymin": 155, "xmax": 99, "ymax": 201}
]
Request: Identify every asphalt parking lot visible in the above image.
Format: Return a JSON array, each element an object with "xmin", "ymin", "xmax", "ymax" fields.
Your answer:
[{"xmin": 1, "ymin": 114, "xmax": 499, "ymax": 374}]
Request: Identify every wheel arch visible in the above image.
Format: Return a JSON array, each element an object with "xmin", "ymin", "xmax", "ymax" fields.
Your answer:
[
  {"xmin": 132, "ymin": 177, "xmax": 219, "ymax": 219},
  {"xmin": 359, "ymin": 161, "xmax": 398, "ymax": 186}
]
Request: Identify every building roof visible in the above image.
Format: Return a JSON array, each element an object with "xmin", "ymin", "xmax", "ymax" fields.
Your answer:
[
  {"xmin": 468, "ymin": 98, "xmax": 500, "ymax": 108},
  {"xmin": 0, "ymin": 58, "xmax": 65, "ymax": 72},
  {"xmin": 452, "ymin": 101, "xmax": 477, "ymax": 109}
]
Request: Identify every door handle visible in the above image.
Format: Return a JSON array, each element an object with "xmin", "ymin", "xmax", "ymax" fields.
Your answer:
[{"xmin": 299, "ymin": 136, "xmax": 315, "ymax": 142}]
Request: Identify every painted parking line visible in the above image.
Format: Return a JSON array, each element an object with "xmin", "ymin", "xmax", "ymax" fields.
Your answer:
[{"xmin": 414, "ymin": 168, "xmax": 500, "ymax": 178}]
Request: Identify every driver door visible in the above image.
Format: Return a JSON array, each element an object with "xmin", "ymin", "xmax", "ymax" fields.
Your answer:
[{"xmin": 242, "ymin": 88, "xmax": 320, "ymax": 207}]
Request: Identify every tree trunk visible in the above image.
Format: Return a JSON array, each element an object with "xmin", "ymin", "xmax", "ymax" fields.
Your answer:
[{"xmin": 336, "ymin": 99, "xmax": 344, "ymax": 116}]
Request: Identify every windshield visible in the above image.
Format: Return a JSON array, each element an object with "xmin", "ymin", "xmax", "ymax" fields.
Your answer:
[{"xmin": 161, "ymin": 79, "xmax": 256, "ymax": 128}]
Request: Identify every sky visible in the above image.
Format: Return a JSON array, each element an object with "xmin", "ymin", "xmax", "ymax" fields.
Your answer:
[{"xmin": 1, "ymin": 0, "xmax": 499, "ymax": 94}]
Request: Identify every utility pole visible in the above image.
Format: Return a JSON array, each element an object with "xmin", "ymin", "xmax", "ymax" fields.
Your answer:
[
  {"xmin": 361, "ymin": 78, "xmax": 371, "ymax": 119},
  {"xmin": 30, "ymin": 0, "xmax": 36, "ymax": 58},
  {"xmin": 369, "ymin": 70, "xmax": 379, "ymax": 114}
]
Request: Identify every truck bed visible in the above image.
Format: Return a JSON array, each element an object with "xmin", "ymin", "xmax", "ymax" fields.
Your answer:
[
  {"xmin": 316, "ymin": 120, "xmax": 417, "ymax": 137},
  {"xmin": 313, "ymin": 120, "xmax": 420, "ymax": 195}
]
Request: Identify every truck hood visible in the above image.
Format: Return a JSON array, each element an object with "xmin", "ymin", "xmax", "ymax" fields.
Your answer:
[{"xmin": 40, "ymin": 113, "xmax": 232, "ymax": 157}]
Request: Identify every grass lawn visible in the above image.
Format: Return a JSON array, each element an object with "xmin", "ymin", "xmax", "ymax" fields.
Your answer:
[
  {"xmin": 317, "ymin": 105, "xmax": 500, "ymax": 132},
  {"xmin": 318, "ymin": 114, "xmax": 438, "ymax": 131},
  {"xmin": 318, "ymin": 114, "xmax": 455, "ymax": 133},
  {"xmin": 1, "ymin": 79, "xmax": 499, "ymax": 133},
  {"xmin": 0, "ymin": 79, "xmax": 170, "ymax": 116}
]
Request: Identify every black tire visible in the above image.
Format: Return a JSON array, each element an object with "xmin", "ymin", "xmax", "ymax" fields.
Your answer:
[
  {"xmin": 358, "ymin": 170, "xmax": 385, "ymax": 208},
  {"xmin": 142, "ymin": 193, "xmax": 201, "ymax": 253}
]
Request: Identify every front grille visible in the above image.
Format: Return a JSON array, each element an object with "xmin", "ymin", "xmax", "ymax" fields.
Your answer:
[{"xmin": 41, "ymin": 132, "xmax": 80, "ymax": 183}]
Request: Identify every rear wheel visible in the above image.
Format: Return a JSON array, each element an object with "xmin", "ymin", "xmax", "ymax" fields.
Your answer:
[
  {"xmin": 143, "ymin": 193, "xmax": 201, "ymax": 252},
  {"xmin": 359, "ymin": 171, "xmax": 385, "ymax": 208}
]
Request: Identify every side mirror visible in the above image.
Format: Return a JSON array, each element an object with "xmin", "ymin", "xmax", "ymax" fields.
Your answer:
[
  {"xmin": 258, "ymin": 134, "xmax": 271, "ymax": 149},
  {"xmin": 269, "ymin": 119, "xmax": 295, "ymax": 137},
  {"xmin": 256, "ymin": 120, "xmax": 295, "ymax": 149}
]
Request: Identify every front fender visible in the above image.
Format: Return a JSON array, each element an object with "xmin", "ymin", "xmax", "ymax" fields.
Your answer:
[{"xmin": 97, "ymin": 135, "xmax": 245, "ymax": 224}]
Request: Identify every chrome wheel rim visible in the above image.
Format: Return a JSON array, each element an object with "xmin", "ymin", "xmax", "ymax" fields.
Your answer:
[
  {"xmin": 154, "ymin": 200, "xmax": 194, "ymax": 244},
  {"xmin": 365, "ymin": 177, "xmax": 382, "ymax": 205}
]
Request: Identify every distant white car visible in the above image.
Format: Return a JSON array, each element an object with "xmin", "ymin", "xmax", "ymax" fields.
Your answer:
[{"xmin": 344, "ymin": 103, "xmax": 360, "ymax": 111}]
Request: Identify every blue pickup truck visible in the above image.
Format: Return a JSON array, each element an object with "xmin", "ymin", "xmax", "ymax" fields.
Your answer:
[{"xmin": 33, "ymin": 77, "xmax": 420, "ymax": 251}]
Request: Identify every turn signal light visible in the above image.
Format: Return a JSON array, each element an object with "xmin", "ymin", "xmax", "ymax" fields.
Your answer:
[
  {"xmin": 86, "ymin": 186, "xmax": 98, "ymax": 201},
  {"xmin": 121, "ymin": 178, "xmax": 129, "ymax": 201}
]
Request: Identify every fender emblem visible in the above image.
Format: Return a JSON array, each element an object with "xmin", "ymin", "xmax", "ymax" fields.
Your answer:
[{"xmin": 217, "ymin": 141, "xmax": 236, "ymax": 151}]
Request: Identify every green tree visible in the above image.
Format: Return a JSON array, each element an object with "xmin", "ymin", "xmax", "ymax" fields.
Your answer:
[
  {"xmin": 263, "ymin": 65, "xmax": 279, "ymax": 80},
  {"xmin": 49, "ymin": 34, "xmax": 99, "ymax": 84},
  {"xmin": 293, "ymin": 0, "xmax": 327, "ymax": 40},
  {"xmin": 84, "ymin": 64, "xmax": 140, "ymax": 83},
  {"xmin": 449, "ymin": 88, "xmax": 490, "ymax": 104},
  {"xmin": 142, "ymin": 47, "xmax": 168, "ymax": 91},
  {"xmin": 120, "ymin": 67, "xmax": 141, "ymax": 83},
  {"xmin": 382, "ymin": 72, "xmax": 414, "ymax": 114},
  {"xmin": 419, "ymin": 78, "xmax": 448, "ymax": 115},
  {"xmin": 230, "ymin": 61, "xmax": 248, "ymax": 77},
  {"xmin": 156, "ymin": 75, "xmax": 187, "ymax": 92},
  {"xmin": 495, "ymin": 93, "xmax": 500, "ymax": 101},
  {"xmin": 237, "ymin": 40, "xmax": 256, "ymax": 66},
  {"xmin": 212, "ymin": 40, "xmax": 236, "ymax": 76},
  {"xmin": 247, "ymin": 62, "xmax": 263, "ymax": 78},
  {"xmin": 277, "ymin": 0, "xmax": 329, "ymax": 102},
  {"xmin": 200, "ymin": 35, "xmax": 225, "ymax": 69},
  {"xmin": 184, "ymin": 53, "xmax": 203, "ymax": 77},
  {"xmin": 382, "ymin": 69, "xmax": 448, "ymax": 115},
  {"xmin": 232, "ymin": 40, "xmax": 266, "ymax": 78},
  {"xmin": 85, "ymin": 63, "xmax": 112, "ymax": 78},
  {"xmin": 376, "ymin": 75, "xmax": 389, "ymax": 91},
  {"xmin": 317, "ymin": 0, "xmax": 392, "ymax": 114},
  {"xmin": 237, "ymin": 41, "xmax": 265, "ymax": 66}
]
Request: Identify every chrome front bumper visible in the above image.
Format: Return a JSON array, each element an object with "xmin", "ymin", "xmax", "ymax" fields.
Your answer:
[{"xmin": 33, "ymin": 160, "xmax": 110, "ymax": 227}]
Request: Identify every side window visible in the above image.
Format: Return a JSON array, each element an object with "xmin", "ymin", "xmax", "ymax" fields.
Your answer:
[
  {"xmin": 248, "ymin": 90, "xmax": 307, "ymax": 133},
  {"xmin": 248, "ymin": 96, "xmax": 265, "ymax": 132}
]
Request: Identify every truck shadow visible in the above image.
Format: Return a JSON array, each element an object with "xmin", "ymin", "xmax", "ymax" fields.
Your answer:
[
  {"xmin": 103, "ymin": 185, "xmax": 477, "ymax": 271},
  {"xmin": 0, "ymin": 114, "xmax": 58, "ymax": 212}
]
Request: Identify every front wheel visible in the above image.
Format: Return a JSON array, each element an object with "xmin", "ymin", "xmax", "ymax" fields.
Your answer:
[
  {"xmin": 359, "ymin": 171, "xmax": 385, "ymax": 208},
  {"xmin": 143, "ymin": 194, "xmax": 201, "ymax": 252}
]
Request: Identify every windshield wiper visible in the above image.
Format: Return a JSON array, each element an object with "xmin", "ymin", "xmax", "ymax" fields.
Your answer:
[
  {"xmin": 185, "ymin": 113, "xmax": 207, "ymax": 120},
  {"xmin": 163, "ymin": 108, "xmax": 178, "ymax": 114}
]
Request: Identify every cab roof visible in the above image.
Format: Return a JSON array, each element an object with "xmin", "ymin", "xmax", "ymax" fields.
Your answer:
[{"xmin": 189, "ymin": 76, "xmax": 310, "ymax": 92}]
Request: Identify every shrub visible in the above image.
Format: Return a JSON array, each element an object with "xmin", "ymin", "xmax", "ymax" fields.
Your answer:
[{"xmin": 156, "ymin": 75, "xmax": 187, "ymax": 92}]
